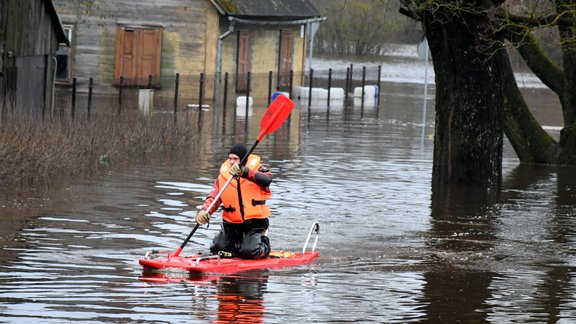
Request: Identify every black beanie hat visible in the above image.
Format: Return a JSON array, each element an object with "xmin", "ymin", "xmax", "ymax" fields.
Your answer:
[{"xmin": 228, "ymin": 144, "xmax": 248, "ymax": 160}]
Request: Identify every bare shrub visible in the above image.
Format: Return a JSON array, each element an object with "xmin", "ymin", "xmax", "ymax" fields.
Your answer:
[{"xmin": 0, "ymin": 112, "xmax": 200, "ymax": 189}]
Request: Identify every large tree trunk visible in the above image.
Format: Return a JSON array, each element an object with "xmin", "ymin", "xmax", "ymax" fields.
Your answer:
[{"xmin": 424, "ymin": 11, "xmax": 504, "ymax": 190}]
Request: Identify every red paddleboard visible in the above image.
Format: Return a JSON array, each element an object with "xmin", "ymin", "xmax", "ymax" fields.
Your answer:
[
  {"xmin": 139, "ymin": 251, "xmax": 320, "ymax": 275},
  {"xmin": 140, "ymin": 223, "xmax": 320, "ymax": 275}
]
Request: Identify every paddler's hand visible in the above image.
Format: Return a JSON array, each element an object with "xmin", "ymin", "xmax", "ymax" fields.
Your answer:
[
  {"xmin": 195, "ymin": 209, "xmax": 210, "ymax": 225},
  {"xmin": 229, "ymin": 163, "xmax": 246, "ymax": 178}
]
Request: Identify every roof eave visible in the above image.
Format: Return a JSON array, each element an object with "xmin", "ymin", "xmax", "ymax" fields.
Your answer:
[
  {"xmin": 228, "ymin": 15, "xmax": 326, "ymax": 26},
  {"xmin": 209, "ymin": 0, "xmax": 227, "ymax": 15},
  {"xmin": 45, "ymin": 0, "xmax": 69, "ymax": 46}
]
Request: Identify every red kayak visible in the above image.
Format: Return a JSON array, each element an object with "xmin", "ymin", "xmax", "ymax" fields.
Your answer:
[{"xmin": 140, "ymin": 223, "xmax": 320, "ymax": 275}]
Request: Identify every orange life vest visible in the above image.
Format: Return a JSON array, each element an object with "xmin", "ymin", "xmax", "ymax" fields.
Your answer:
[{"xmin": 218, "ymin": 154, "xmax": 272, "ymax": 224}]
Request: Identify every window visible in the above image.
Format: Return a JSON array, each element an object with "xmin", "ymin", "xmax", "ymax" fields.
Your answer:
[
  {"xmin": 56, "ymin": 24, "xmax": 73, "ymax": 84},
  {"xmin": 114, "ymin": 25, "xmax": 163, "ymax": 88}
]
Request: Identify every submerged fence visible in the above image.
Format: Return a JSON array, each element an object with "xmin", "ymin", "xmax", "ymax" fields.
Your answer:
[{"xmin": 52, "ymin": 64, "xmax": 385, "ymax": 121}]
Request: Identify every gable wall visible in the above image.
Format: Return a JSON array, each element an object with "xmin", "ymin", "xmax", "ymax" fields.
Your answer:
[
  {"xmin": 53, "ymin": 0, "xmax": 218, "ymax": 99},
  {"xmin": 221, "ymin": 23, "xmax": 307, "ymax": 97}
]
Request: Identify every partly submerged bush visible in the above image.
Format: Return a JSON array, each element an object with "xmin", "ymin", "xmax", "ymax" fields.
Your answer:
[{"xmin": 0, "ymin": 112, "xmax": 200, "ymax": 188}]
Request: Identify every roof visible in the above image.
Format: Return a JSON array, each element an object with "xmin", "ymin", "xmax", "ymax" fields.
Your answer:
[
  {"xmin": 210, "ymin": 0, "xmax": 322, "ymax": 20},
  {"xmin": 45, "ymin": 0, "xmax": 69, "ymax": 45}
]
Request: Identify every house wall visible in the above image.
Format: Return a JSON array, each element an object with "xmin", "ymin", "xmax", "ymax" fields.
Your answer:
[
  {"xmin": 221, "ymin": 23, "xmax": 307, "ymax": 98},
  {"xmin": 0, "ymin": 0, "xmax": 61, "ymax": 119},
  {"xmin": 53, "ymin": 0, "xmax": 219, "ymax": 100},
  {"xmin": 52, "ymin": 0, "xmax": 312, "ymax": 104}
]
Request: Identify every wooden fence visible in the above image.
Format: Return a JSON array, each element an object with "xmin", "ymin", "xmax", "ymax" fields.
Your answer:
[{"xmin": 53, "ymin": 64, "xmax": 384, "ymax": 120}]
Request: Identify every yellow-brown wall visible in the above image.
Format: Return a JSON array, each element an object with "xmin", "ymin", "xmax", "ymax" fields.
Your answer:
[
  {"xmin": 221, "ymin": 23, "xmax": 307, "ymax": 98},
  {"xmin": 53, "ymin": 0, "xmax": 219, "ymax": 101},
  {"xmin": 52, "ymin": 0, "xmax": 310, "ymax": 102}
]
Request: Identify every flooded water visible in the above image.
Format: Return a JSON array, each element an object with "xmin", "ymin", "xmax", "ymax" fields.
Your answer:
[{"xmin": 2, "ymin": 47, "xmax": 576, "ymax": 323}]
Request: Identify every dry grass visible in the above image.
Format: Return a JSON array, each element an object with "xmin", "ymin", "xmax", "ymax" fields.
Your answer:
[{"xmin": 0, "ymin": 112, "xmax": 200, "ymax": 188}]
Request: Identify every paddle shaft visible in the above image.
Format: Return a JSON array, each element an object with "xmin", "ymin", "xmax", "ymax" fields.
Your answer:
[{"xmin": 172, "ymin": 223, "xmax": 199, "ymax": 257}]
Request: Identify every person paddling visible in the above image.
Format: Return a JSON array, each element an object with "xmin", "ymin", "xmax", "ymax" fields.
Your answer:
[{"xmin": 195, "ymin": 144, "xmax": 273, "ymax": 259}]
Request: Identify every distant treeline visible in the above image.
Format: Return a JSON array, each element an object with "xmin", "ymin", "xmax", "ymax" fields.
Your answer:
[
  {"xmin": 312, "ymin": 0, "xmax": 423, "ymax": 56},
  {"xmin": 312, "ymin": 0, "xmax": 562, "ymax": 69}
]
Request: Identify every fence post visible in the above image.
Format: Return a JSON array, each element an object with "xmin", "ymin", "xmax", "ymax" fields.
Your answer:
[
  {"xmin": 87, "ymin": 77, "xmax": 93, "ymax": 120},
  {"xmin": 327, "ymin": 68, "xmax": 332, "ymax": 109},
  {"xmin": 267, "ymin": 71, "xmax": 272, "ymax": 105},
  {"xmin": 199, "ymin": 72, "xmax": 205, "ymax": 110},
  {"xmin": 245, "ymin": 72, "xmax": 251, "ymax": 117},
  {"xmin": 223, "ymin": 72, "xmax": 229, "ymax": 113},
  {"xmin": 361, "ymin": 66, "xmax": 366, "ymax": 109},
  {"xmin": 345, "ymin": 68, "xmax": 350, "ymax": 104},
  {"xmin": 173, "ymin": 73, "xmax": 179, "ymax": 114},
  {"xmin": 308, "ymin": 68, "xmax": 313, "ymax": 108},
  {"xmin": 71, "ymin": 77, "xmax": 77, "ymax": 120},
  {"xmin": 118, "ymin": 76, "xmax": 124, "ymax": 116},
  {"xmin": 348, "ymin": 64, "xmax": 354, "ymax": 97},
  {"xmin": 289, "ymin": 70, "xmax": 293, "ymax": 99},
  {"xmin": 377, "ymin": 65, "xmax": 382, "ymax": 106}
]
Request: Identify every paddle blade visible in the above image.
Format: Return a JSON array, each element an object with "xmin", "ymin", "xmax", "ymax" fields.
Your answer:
[{"xmin": 257, "ymin": 94, "xmax": 295, "ymax": 141}]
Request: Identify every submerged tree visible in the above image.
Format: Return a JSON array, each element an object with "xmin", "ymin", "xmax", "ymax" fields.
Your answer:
[
  {"xmin": 397, "ymin": 0, "xmax": 576, "ymax": 189},
  {"xmin": 399, "ymin": 1, "xmax": 506, "ymax": 190}
]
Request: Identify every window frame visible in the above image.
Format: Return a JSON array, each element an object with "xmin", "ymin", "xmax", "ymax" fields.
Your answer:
[{"xmin": 55, "ymin": 24, "xmax": 74, "ymax": 85}]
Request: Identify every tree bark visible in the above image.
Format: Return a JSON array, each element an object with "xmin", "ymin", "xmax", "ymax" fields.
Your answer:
[
  {"xmin": 501, "ymin": 53, "xmax": 558, "ymax": 163},
  {"xmin": 424, "ymin": 10, "xmax": 504, "ymax": 190}
]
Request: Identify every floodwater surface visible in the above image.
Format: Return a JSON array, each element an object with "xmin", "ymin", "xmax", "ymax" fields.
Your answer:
[{"xmin": 1, "ymin": 53, "xmax": 575, "ymax": 323}]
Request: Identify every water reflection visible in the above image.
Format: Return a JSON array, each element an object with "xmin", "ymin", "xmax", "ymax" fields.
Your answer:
[
  {"xmin": 425, "ymin": 183, "xmax": 500, "ymax": 321},
  {"xmin": 140, "ymin": 272, "xmax": 268, "ymax": 323},
  {"xmin": 421, "ymin": 163, "xmax": 576, "ymax": 322},
  {"xmin": 429, "ymin": 184, "xmax": 499, "ymax": 253},
  {"xmin": 215, "ymin": 275, "xmax": 267, "ymax": 323},
  {"xmin": 422, "ymin": 271, "xmax": 494, "ymax": 322}
]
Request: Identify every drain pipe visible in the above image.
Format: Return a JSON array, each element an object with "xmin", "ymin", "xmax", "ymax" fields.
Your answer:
[{"xmin": 215, "ymin": 18, "xmax": 235, "ymax": 102}]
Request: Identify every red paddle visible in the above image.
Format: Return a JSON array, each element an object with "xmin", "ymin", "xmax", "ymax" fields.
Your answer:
[{"xmin": 171, "ymin": 94, "xmax": 294, "ymax": 257}]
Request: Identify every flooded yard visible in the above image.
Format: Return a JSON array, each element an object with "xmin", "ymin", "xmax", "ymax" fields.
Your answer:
[{"xmin": 1, "ymin": 47, "xmax": 574, "ymax": 322}]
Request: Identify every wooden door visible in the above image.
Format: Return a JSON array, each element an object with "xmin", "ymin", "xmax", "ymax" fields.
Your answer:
[
  {"xmin": 138, "ymin": 29, "xmax": 162, "ymax": 87},
  {"xmin": 117, "ymin": 28, "xmax": 135, "ymax": 83},
  {"xmin": 236, "ymin": 32, "xmax": 251, "ymax": 92},
  {"xmin": 114, "ymin": 26, "xmax": 162, "ymax": 87},
  {"xmin": 278, "ymin": 32, "xmax": 293, "ymax": 89},
  {"xmin": 16, "ymin": 56, "xmax": 45, "ymax": 119}
]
